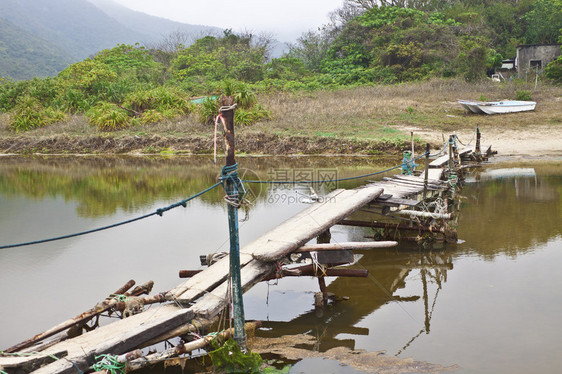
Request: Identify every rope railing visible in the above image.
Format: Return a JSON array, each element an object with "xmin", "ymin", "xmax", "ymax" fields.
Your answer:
[
  {"xmin": 241, "ymin": 152, "xmax": 430, "ymax": 185},
  {"xmin": 0, "ymin": 182, "xmax": 223, "ymax": 250},
  {"xmin": 1, "ymin": 131, "xmax": 472, "ymax": 250}
]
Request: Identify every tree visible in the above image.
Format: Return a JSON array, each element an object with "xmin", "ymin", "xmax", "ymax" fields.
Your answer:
[
  {"xmin": 523, "ymin": 0, "xmax": 562, "ymax": 44},
  {"xmin": 171, "ymin": 30, "xmax": 270, "ymax": 83}
]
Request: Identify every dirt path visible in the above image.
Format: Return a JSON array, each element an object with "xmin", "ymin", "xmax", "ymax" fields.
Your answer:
[{"xmin": 402, "ymin": 125, "xmax": 562, "ymax": 158}]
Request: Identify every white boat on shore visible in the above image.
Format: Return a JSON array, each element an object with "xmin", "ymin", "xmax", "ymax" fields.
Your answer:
[{"xmin": 458, "ymin": 100, "xmax": 536, "ymax": 115}]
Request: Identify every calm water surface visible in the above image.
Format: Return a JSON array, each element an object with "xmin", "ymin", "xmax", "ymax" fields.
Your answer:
[{"xmin": 0, "ymin": 156, "xmax": 560, "ymax": 373}]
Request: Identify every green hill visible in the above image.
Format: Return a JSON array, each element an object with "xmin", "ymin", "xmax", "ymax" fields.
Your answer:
[
  {"xmin": 0, "ymin": 0, "xmax": 147, "ymax": 60},
  {"xmin": 87, "ymin": 0, "xmax": 223, "ymax": 43},
  {"xmin": 0, "ymin": 17, "xmax": 73, "ymax": 80}
]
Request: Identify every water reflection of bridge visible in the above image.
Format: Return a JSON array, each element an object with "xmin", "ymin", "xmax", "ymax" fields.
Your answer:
[{"xmin": 259, "ymin": 247, "xmax": 453, "ymax": 354}]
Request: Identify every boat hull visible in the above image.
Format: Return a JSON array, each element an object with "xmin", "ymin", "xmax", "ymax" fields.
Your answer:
[{"xmin": 459, "ymin": 100, "xmax": 536, "ymax": 115}]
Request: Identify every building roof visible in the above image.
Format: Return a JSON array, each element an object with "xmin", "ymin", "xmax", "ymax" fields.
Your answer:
[{"xmin": 516, "ymin": 43, "xmax": 562, "ymax": 48}]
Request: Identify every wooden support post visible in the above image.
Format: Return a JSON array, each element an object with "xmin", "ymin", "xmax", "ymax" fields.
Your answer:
[
  {"xmin": 448, "ymin": 135, "xmax": 453, "ymax": 173},
  {"xmin": 411, "ymin": 131, "xmax": 415, "ymax": 159},
  {"xmin": 316, "ymin": 229, "xmax": 331, "ymax": 307},
  {"xmin": 219, "ymin": 96, "xmax": 246, "ymax": 350},
  {"xmin": 475, "ymin": 126, "xmax": 481, "ymax": 154},
  {"xmin": 423, "ymin": 143, "xmax": 430, "ymax": 199}
]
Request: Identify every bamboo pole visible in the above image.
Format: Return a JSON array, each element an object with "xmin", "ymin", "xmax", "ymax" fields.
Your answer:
[
  {"xmin": 396, "ymin": 210, "xmax": 452, "ymax": 220},
  {"xmin": 125, "ymin": 322, "xmax": 261, "ymax": 372},
  {"xmin": 338, "ymin": 220, "xmax": 442, "ymax": 233},
  {"xmin": 423, "ymin": 143, "xmax": 430, "ymax": 199},
  {"xmin": 448, "ymin": 135, "xmax": 453, "ymax": 172},
  {"xmin": 295, "ymin": 241, "xmax": 397, "ymax": 252},
  {"xmin": 264, "ymin": 266, "xmax": 368, "ymax": 280}
]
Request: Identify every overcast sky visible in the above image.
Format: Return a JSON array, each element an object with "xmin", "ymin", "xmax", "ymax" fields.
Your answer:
[{"xmin": 112, "ymin": 0, "xmax": 344, "ymax": 42}]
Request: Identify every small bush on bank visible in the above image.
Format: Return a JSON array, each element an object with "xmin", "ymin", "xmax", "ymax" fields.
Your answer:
[
  {"xmin": 123, "ymin": 86, "xmax": 193, "ymax": 114},
  {"xmin": 515, "ymin": 90, "xmax": 532, "ymax": 101},
  {"xmin": 235, "ymin": 105, "xmax": 271, "ymax": 126},
  {"xmin": 86, "ymin": 102, "xmax": 131, "ymax": 130},
  {"xmin": 9, "ymin": 96, "xmax": 65, "ymax": 131},
  {"xmin": 197, "ymin": 96, "xmax": 220, "ymax": 125}
]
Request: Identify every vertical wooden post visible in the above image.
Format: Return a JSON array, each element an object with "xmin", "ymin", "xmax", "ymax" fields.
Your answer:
[
  {"xmin": 448, "ymin": 135, "xmax": 453, "ymax": 172},
  {"xmin": 475, "ymin": 126, "xmax": 481, "ymax": 154},
  {"xmin": 411, "ymin": 131, "xmax": 415, "ymax": 159},
  {"xmin": 316, "ymin": 229, "xmax": 331, "ymax": 307},
  {"xmin": 420, "ymin": 256, "xmax": 430, "ymax": 333},
  {"xmin": 220, "ymin": 97, "xmax": 246, "ymax": 349},
  {"xmin": 423, "ymin": 143, "xmax": 430, "ymax": 199}
]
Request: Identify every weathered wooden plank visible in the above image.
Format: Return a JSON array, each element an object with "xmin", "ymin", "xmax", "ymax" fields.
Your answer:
[
  {"xmin": 426, "ymin": 168, "xmax": 444, "ymax": 181},
  {"xmin": 373, "ymin": 197, "xmax": 420, "ymax": 207},
  {"xmin": 429, "ymin": 154, "xmax": 450, "ymax": 167},
  {"xmin": 391, "ymin": 175, "xmax": 445, "ymax": 186},
  {"xmin": 382, "ymin": 178, "xmax": 442, "ymax": 192},
  {"xmin": 0, "ymin": 350, "xmax": 67, "ymax": 373},
  {"xmin": 189, "ymin": 260, "xmax": 273, "ymax": 319},
  {"xmin": 251, "ymin": 186, "xmax": 384, "ymax": 262},
  {"xmin": 34, "ymin": 306, "xmax": 193, "ymax": 374},
  {"xmin": 377, "ymin": 183, "xmax": 422, "ymax": 196},
  {"xmin": 168, "ymin": 253, "xmax": 254, "ymax": 303},
  {"xmin": 168, "ymin": 189, "xmax": 349, "ymax": 300}
]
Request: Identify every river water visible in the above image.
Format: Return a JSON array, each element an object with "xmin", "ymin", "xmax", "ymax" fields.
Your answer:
[{"xmin": 0, "ymin": 155, "xmax": 560, "ymax": 373}]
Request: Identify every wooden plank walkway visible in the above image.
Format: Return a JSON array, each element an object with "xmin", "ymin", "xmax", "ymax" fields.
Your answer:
[
  {"xmin": 1, "ymin": 170, "xmax": 456, "ymax": 374},
  {"xmin": 1, "ymin": 185, "xmax": 385, "ymax": 374}
]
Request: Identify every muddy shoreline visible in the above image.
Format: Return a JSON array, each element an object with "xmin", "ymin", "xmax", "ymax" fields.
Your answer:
[
  {"xmin": 1, "ymin": 126, "xmax": 560, "ymax": 158},
  {"xmin": 0, "ymin": 132, "xmax": 417, "ymax": 156}
]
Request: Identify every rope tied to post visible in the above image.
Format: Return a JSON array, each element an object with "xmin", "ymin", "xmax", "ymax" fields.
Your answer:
[
  {"xmin": 220, "ymin": 163, "xmax": 246, "ymax": 208},
  {"xmin": 401, "ymin": 151, "xmax": 418, "ymax": 176}
]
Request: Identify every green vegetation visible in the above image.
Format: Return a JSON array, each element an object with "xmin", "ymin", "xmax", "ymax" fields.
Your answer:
[
  {"xmin": 0, "ymin": 1, "xmax": 561, "ymax": 135},
  {"xmin": 0, "ymin": 18, "xmax": 73, "ymax": 80},
  {"xmin": 545, "ymin": 33, "xmax": 562, "ymax": 83}
]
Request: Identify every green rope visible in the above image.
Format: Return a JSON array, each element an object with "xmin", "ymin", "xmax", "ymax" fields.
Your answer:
[
  {"xmin": 0, "ymin": 181, "xmax": 222, "ymax": 250},
  {"xmin": 91, "ymin": 354, "xmax": 125, "ymax": 374},
  {"xmin": 401, "ymin": 151, "xmax": 418, "ymax": 175},
  {"xmin": 1, "ymin": 370, "xmax": 8, "ymax": 374},
  {"xmin": 111, "ymin": 294, "xmax": 128, "ymax": 302}
]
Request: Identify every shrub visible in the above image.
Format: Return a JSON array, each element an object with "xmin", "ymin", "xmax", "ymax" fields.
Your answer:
[
  {"xmin": 86, "ymin": 102, "xmax": 131, "ymax": 130},
  {"xmin": 234, "ymin": 82, "xmax": 257, "ymax": 109},
  {"xmin": 545, "ymin": 55, "xmax": 562, "ymax": 84},
  {"xmin": 9, "ymin": 96, "xmax": 65, "ymax": 131},
  {"xmin": 235, "ymin": 104, "xmax": 271, "ymax": 126},
  {"xmin": 197, "ymin": 96, "xmax": 220, "ymax": 125},
  {"xmin": 140, "ymin": 109, "xmax": 165, "ymax": 125},
  {"xmin": 515, "ymin": 90, "xmax": 532, "ymax": 101},
  {"xmin": 123, "ymin": 86, "xmax": 192, "ymax": 114}
]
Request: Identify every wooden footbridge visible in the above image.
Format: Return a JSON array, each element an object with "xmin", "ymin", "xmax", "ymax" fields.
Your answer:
[{"xmin": 0, "ymin": 104, "xmax": 489, "ymax": 374}]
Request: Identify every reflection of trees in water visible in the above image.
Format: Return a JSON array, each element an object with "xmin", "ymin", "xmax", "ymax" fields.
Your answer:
[
  {"xmin": 259, "ymin": 249, "xmax": 453, "ymax": 355},
  {"xmin": 0, "ymin": 156, "xmax": 395, "ymax": 217},
  {"xmin": 458, "ymin": 175, "xmax": 561, "ymax": 258}
]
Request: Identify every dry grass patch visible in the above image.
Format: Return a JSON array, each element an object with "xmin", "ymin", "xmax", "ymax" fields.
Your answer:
[
  {"xmin": 257, "ymin": 79, "xmax": 562, "ymax": 138},
  {"xmin": 1, "ymin": 78, "xmax": 560, "ymax": 155}
]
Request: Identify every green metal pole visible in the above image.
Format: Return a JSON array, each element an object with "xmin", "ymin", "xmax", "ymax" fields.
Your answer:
[{"xmin": 220, "ymin": 98, "xmax": 246, "ymax": 349}]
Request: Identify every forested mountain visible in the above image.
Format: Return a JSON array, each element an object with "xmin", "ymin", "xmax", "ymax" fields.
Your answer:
[
  {"xmin": 0, "ymin": 0, "xmax": 223, "ymax": 80},
  {"xmin": 0, "ymin": 0, "xmax": 145, "ymax": 60},
  {"xmin": 0, "ymin": 18, "xmax": 73, "ymax": 80},
  {"xmin": 87, "ymin": 0, "xmax": 223, "ymax": 44}
]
